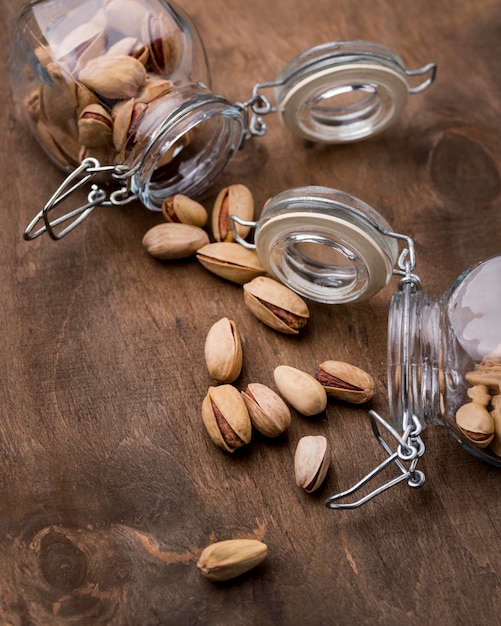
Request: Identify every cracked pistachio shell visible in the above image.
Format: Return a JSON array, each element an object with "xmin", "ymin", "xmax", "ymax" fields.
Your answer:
[
  {"xmin": 243, "ymin": 276, "xmax": 309, "ymax": 334},
  {"xmin": 465, "ymin": 366, "xmax": 501, "ymax": 395},
  {"xmin": 106, "ymin": 37, "xmax": 149, "ymax": 65},
  {"xmin": 212, "ymin": 184, "xmax": 254, "ymax": 242},
  {"xmin": 162, "ymin": 194, "xmax": 208, "ymax": 228},
  {"xmin": 294, "ymin": 435, "xmax": 330, "ymax": 493},
  {"xmin": 79, "ymin": 54, "xmax": 147, "ymax": 99},
  {"xmin": 315, "ymin": 360, "xmax": 375, "ymax": 404},
  {"xmin": 204, "ymin": 318, "xmax": 243, "ymax": 384},
  {"xmin": 274, "ymin": 365, "xmax": 327, "ymax": 416},
  {"xmin": 142, "ymin": 10, "xmax": 182, "ymax": 74},
  {"xmin": 142, "ymin": 223, "xmax": 209, "ymax": 260},
  {"xmin": 196, "ymin": 242, "xmax": 266, "ymax": 284},
  {"xmin": 241, "ymin": 383, "xmax": 291, "ymax": 437},
  {"xmin": 78, "ymin": 103, "xmax": 113, "ymax": 147},
  {"xmin": 197, "ymin": 539, "xmax": 268, "ymax": 582},
  {"xmin": 57, "ymin": 22, "xmax": 106, "ymax": 71},
  {"xmin": 455, "ymin": 402, "xmax": 495, "ymax": 448},
  {"xmin": 201, "ymin": 385, "xmax": 252, "ymax": 453}
]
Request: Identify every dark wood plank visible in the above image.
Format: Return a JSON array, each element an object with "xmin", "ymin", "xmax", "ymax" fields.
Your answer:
[{"xmin": 1, "ymin": 0, "xmax": 500, "ymax": 623}]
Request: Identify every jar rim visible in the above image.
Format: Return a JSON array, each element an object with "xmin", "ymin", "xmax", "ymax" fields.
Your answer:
[{"xmin": 254, "ymin": 186, "xmax": 399, "ymax": 303}]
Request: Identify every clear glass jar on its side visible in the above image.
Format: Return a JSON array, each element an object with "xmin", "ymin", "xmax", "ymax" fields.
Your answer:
[
  {"xmin": 9, "ymin": 0, "xmax": 245, "ymax": 211},
  {"xmin": 388, "ymin": 255, "xmax": 501, "ymax": 466}
]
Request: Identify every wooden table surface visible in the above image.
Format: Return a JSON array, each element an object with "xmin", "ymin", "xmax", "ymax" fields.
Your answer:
[{"xmin": 1, "ymin": 0, "xmax": 501, "ymax": 624}]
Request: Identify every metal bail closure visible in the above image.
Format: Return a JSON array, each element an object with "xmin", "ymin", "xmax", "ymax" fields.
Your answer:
[
  {"xmin": 23, "ymin": 158, "xmax": 137, "ymax": 241},
  {"xmin": 272, "ymin": 41, "xmax": 437, "ymax": 143},
  {"xmin": 251, "ymin": 186, "xmax": 400, "ymax": 304}
]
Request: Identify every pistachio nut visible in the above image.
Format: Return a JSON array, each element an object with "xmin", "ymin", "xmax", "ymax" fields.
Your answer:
[
  {"xmin": 162, "ymin": 194, "xmax": 208, "ymax": 228},
  {"xmin": 241, "ymin": 383, "xmax": 291, "ymax": 437},
  {"xmin": 465, "ymin": 362, "xmax": 501, "ymax": 394},
  {"xmin": 204, "ymin": 318, "xmax": 243, "ymax": 384},
  {"xmin": 315, "ymin": 360, "xmax": 375, "ymax": 404},
  {"xmin": 196, "ymin": 242, "xmax": 266, "ymax": 285},
  {"xmin": 142, "ymin": 223, "xmax": 209, "ymax": 260},
  {"xmin": 201, "ymin": 385, "xmax": 252, "ymax": 453},
  {"xmin": 466, "ymin": 384, "xmax": 491, "ymax": 407},
  {"xmin": 455, "ymin": 402, "xmax": 495, "ymax": 448},
  {"xmin": 57, "ymin": 22, "xmax": 106, "ymax": 72},
  {"xmin": 39, "ymin": 64, "xmax": 78, "ymax": 130},
  {"xmin": 77, "ymin": 103, "xmax": 113, "ymax": 147},
  {"xmin": 106, "ymin": 37, "xmax": 149, "ymax": 65},
  {"xmin": 37, "ymin": 119, "xmax": 81, "ymax": 170},
  {"xmin": 79, "ymin": 54, "xmax": 147, "ymax": 100},
  {"xmin": 137, "ymin": 76, "xmax": 174, "ymax": 104},
  {"xmin": 273, "ymin": 365, "xmax": 327, "ymax": 416},
  {"xmin": 142, "ymin": 11, "xmax": 181, "ymax": 74},
  {"xmin": 103, "ymin": 0, "xmax": 149, "ymax": 39},
  {"xmin": 243, "ymin": 276, "xmax": 309, "ymax": 334},
  {"xmin": 294, "ymin": 435, "xmax": 330, "ymax": 493},
  {"xmin": 212, "ymin": 184, "xmax": 254, "ymax": 242},
  {"xmin": 197, "ymin": 539, "xmax": 268, "ymax": 582}
]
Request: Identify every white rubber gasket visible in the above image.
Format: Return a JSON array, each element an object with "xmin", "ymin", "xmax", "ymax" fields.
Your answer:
[
  {"xmin": 276, "ymin": 63, "xmax": 409, "ymax": 143},
  {"xmin": 255, "ymin": 209, "xmax": 397, "ymax": 304}
]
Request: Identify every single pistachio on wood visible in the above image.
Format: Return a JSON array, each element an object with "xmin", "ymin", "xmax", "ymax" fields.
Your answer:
[
  {"xmin": 315, "ymin": 360, "xmax": 375, "ymax": 404},
  {"xmin": 201, "ymin": 385, "xmax": 252, "ymax": 453},
  {"xmin": 455, "ymin": 401, "xmax": 495, "ymax": 448},
  {"xmin": 162, "ymin": 194, "xmax": 208, "ymax": 227},
  {"xmin": 243, "ymin": 276, "xmax": 309, "ymax": 334},
  {"xmin": 77, "ymin": 103, "xmax": 113, "ymax": 147},
  {"xmin": 212, "ymin": 184, "xmax": 254, "ymax": 242},
  {"xmin": 241, "ymin": 383, "xmax": 291, "ymax": 437},
  {"xmin": 197, "ymin": 539, "xmax": 268, "ymax": 582},
  {"xmin": 196, "ymin": 242, "xmax": 266, "ymax": 285},
  {"xmin": 274, "ymin": 365, "xmax": 327, "ymax": 416},
  {"xmin": 142, "ymin": 223, "xmax": 209, "ymax": 260},
  {"xmin": 204, "ymin": 318, "xmax": 243, "ymax": 384},
  {"xmin": 294, "ymin": 435, "xmax": 330, "ymax": 493},
  {"xmin": 79, "ymin": 54, "xmax": 147, "ymax": 100}
]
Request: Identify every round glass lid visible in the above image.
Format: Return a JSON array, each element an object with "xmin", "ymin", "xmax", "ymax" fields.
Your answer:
[
  {"xmin": 254, "ymin": 186, "xmax": 399, "ymax": 304},
  {"xmin": 274, "ymin": 41, "xmax": 416, "ymax": 143}
]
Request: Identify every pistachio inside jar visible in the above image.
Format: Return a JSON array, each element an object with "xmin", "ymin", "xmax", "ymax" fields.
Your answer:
[{"xmin": 9, "ymin": 0, "xmax": 245, "ymax": 213}]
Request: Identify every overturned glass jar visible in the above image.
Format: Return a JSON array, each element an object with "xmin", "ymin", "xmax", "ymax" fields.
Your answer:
[
  {"xmin": 9, "ymin": 0, "xmax": 436, "ymax": 240},
  {"xmin": 227, "ymin": 186, "xmax": 501, "ymax": 508}
]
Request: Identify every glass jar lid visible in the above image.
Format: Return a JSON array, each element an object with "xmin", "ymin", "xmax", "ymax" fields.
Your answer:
[
  {"xmin": 253, "ymin": 186, "xmax": 399, "ymax": 304},
  {"xmin": 272, "ymin": 41, "xmax": 436, "ymax": 143}
]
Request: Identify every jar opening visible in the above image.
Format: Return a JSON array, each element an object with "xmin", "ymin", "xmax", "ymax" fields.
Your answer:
[
  {"xmin": 131, "ymin": 90, "xmax": 244, "ymax": 210},
  {"xmin": 255, "ymin": 186, "xmax": 399, "ymax": 304}
]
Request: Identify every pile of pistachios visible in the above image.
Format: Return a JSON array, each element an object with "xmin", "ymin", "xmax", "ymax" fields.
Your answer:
[
  {"xmin": 142, "ymin": 183, "xmax": 377, "ymax": 493},
  {"xmin": 455, "ymin": 356, "xmax": 501, "ymax": 455},
  {"xmin": 22, "ymin": 0, "xmax": 189, "ymax": 170},
  {"xmin": 202, "ymin": 315, "xmax": 375, "ymax": 495}
]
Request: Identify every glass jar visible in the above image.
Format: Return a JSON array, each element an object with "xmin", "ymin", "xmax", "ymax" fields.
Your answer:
[
  {"xmin": 9, "ymin": 0, "xmax": 436, "ymax": 240},
  {"xmin": 227, "ymin": 187, "xmax": 501, "ymax": 506}
]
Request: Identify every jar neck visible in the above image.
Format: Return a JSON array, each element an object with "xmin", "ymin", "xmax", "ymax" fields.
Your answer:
[
  {"xmin": 124, "ymin": 83, "xmax": 245, "ymax": 210},
  {"xmin": 388, "ymin": 286, "xmax": 444, "ymax": 429}
]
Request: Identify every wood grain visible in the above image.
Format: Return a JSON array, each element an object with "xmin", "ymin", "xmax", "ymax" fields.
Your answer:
[{"xmin": 1, "ymin": 0, "xmax": 501, "ymax": 624}]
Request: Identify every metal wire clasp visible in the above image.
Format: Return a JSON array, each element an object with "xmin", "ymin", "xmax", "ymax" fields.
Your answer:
[
  {"xmin": 324, "ymin": 231, "xmax": 426, "ymax": 509},
  {"xmin": 24, "ymin": 158, "xmax": 137, "ymax": 241}
]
